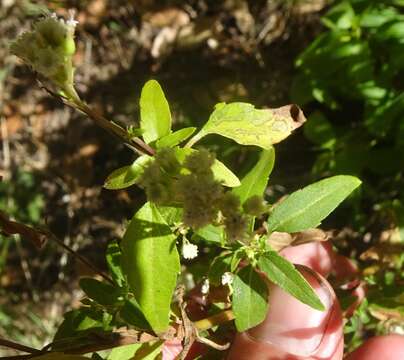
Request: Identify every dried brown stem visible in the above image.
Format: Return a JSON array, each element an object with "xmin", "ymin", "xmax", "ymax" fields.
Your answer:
[
  {"xmin": 0, "ymin": 338, "xmax": 41, "ymax": 355},
  {"xmin": 45, "ymin": 230, "xmax": 114, "ymax": 285}
]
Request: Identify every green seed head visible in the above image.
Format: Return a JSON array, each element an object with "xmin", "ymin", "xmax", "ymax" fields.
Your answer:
[
  {"xmin": 35, "ymin": 17, "xmax": 67, "ymax": 48},
  {"xmin": 243, "ymin": 195, "xmax": 266, "ymax": 216},
  {"xmin": 10, "ymin": 14, "xmax": 77, "ymax": 94}
]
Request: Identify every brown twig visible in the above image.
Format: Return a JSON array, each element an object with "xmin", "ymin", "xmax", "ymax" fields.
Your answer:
[
  {"xmin": 45, "ymin": 229, "xmax": 114, "ymax": 285},
  {"xmin": 40, "ymin": 84, "xmax": 155, "ymax": 156},
  {"xmin": 0, "ymin": 338, "xmax": 41, "ymax": 355},
  {"xmin": 0, "ymin": 328, "xmax": 162, "ymax": 359}
]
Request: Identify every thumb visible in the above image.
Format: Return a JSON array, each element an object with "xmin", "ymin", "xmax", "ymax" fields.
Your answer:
[{"xmin": 227, "ymin": 267, "xmax": 343, "ymax": 359}]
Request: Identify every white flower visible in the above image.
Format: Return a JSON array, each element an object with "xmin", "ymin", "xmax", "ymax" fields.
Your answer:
[
  {"xmin": 391, "ymin": 324, "xmax": 404, "ymax": 335},
  {"xmin": 221, "ymin": 272, "xmax": 234, "ymax": 286},
  {"xmin": 201, "ymin": 278, "xmax": 210, "ymax": 295},
  {"xmin": 182, "ymin": 242, "xmax": 198, "ymax": 260}
]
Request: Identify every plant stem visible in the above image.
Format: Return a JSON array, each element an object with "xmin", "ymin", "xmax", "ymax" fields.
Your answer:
[
  {"xmin": 72, "ymin": 99, "xmax": 155, "ymax": 156},
  {"xmin": 184, "ymin": 131, "xmax": 205, "ymax": 148},
  {"xmin": 46, "ymin": 230, "xmax": 114, "ymax": 285},
  {"xmin": 0, "ymin": 338, "xmax": 41, "ymax": 354},
  {"xmin": 194, "ymin": 309, "xmax": 235, "ymax": 331}
]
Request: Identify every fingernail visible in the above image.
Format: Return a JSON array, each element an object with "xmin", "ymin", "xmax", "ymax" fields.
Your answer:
[{"xmin": 247, "ymin": 268, "xmax": 335, "ymax": 356}]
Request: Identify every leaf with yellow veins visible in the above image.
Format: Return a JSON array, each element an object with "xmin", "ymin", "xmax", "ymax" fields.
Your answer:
[{"xmin": 188, "ymin": 102, "xmax": 306, "ymax": 149}]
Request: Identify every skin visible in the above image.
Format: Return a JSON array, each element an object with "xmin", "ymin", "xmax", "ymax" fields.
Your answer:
[{"xmin": 162, "ymin": 241, "xmax": 404, "ymax": 359}]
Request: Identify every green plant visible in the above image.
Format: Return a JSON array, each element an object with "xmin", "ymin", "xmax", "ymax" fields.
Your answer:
[
  {"xmin": 1, "ymin": 13, "xmax": 362, "ymax": 359},
  {"xmin": 293, "ymin": 0, "xmax": 404, "ymax": 233}
]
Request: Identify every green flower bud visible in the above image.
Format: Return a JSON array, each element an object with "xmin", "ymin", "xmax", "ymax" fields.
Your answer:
[
  {"xmin": 184, "ymin": 149, "xmax": 215, "ymax": 174},
  {"xmin": 155, "ymin": 148, "xmax": 181, "ymax": 175},
  {"xmin": 35, "ymin": 17, "xmax": 67, "ymax": 48},
  {"xmin": 243, "ymin": 195, "xmax": 266, "ymax": 216},
  {"xmin": 219, "ymin": 192, "xmax": 240, "ymax": 216},
  {"xmin": 224, "ymin": 212, "xmax": 247, "ymax": 242},
  {"xmin": 10, "ymin": 14, "xmax": 78, "ymax": 97}
]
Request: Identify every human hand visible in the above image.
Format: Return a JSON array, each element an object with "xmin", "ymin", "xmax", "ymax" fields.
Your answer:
[{"xmin": 163, "ymin": 241, "xmax": 404, "ymax": 359}]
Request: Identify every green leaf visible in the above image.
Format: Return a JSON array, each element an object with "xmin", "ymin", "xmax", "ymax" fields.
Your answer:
[
  {"xmin": 108, "ymin": 344, "xmax": 142, "ymax": 360},
  {"xmin": 156, "ymin": 205, "xmax": 183, "ymax": 225},
  {"xmin": 191, "ymin": 102, "xmax": 305, "ymax": 149},
  {"xmin": 232, "ymin": 265, "xmax": 268, "ymax": 332},
  {"xmin": 79, "ymin": 278, "xmax": 122, "ymax": 306},
  {"xmin": 209, "ymin": 252, "xmax": 232, "ymax": 285},
  {"xmin": 258, "ymin": 252, "xmax": 324, "ymax": 311},
  {"xmin": 104, "ymin": 155, "xmax": 151, "ymax": 190},
  {"xmin": 140, "ymin": 80, "xmax": 172, "ymax": 144},
  {"xmin": 192, "ymin": 224, "xmax": 225, "ymax": 245},
  {"xmin": 54, "ymin": 309, "xmax": 104, "ymax": 341},
  {"xmin": 156, "ymin": 127, "xmax": 196, "ymax": 149},
  {"xmin": 267, "ymin": 175, "xmax": 361, "ymax": 233},
  {"xmin": 121, "ymin": 202, "xmax": 180, "ymax": 333},
  {"xmin": 233, "ymin": 148, "xmax": 275, "ymax": 204},
  {"xmin": 175, "ymin": 147, "xmax": 240, "ymax": 187},
  {"xmin": 211, "ymin": 158, "xmax": 241, "ymax": 187},
  {"xmin": 132, "ymin": 341, "xmax": 163, "ymax": 360},
  {"xmin": 106, "ymin": 240, "xmax": 125, "ymax": 287},
  {"xmin": 119, "ymin": 298, "xmax": 151, "ymax": 330}
]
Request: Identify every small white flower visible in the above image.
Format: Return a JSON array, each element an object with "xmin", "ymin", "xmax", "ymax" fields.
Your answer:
[
  {"xmin": 66, "ymin": 10, "xmax": 79, "ymax": 29},
  {"xmin": 391, "ymin": 324, "xmax": 404, "ymax": 335},
  {"xmin": 201, "ymin": 278, "xmax": 210, "ymax": 295},
  {"xmin": 182, "ymin": 242, "xmax": 198, "ymax": 260},
  {"xmin": 221, "ymin": 272, "xmax": 234, "ymax": 286}
]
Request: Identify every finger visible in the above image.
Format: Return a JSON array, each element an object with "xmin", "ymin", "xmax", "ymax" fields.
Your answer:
[
  {"xmin": 162, "ymin": 339, "xmax": 183, "ymax": 360},
  {"xmin": 345, "ymin": 335, "xmax": 404, "ymax": 360},
  {"xmin": 280, "ymin": 241, "xmax": 335, "ymax": 278},
  {"xmin": 227, "ymin": 268, "xmax": 343, "ymax": 359}
]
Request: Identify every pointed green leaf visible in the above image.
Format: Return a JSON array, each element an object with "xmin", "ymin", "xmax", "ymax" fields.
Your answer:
[
  {"xmin": 233, "ymin": 265, "xmax": 268, "ymax": 332},
  {"xmin": 79, "ymin": 278, "xmax": 122, "ymax": 306},
  {"xmin": 208, "ymin": 252, "xmax": 232, "ymax": 285},
  {"xmin": 192, "ymin": 224, "xmax": 225, "ymax": 245},
  {"xmin": 211, "ymin": 158, "xmax": 240, "ymax": 187},
  {"xmin": 104, "ymin": 155, "xmax": 151, "ymax": 190},
  {"xmin": 120, "ymin": 298, "xmax": 151, "ymax": 330},
  {"xmin": 106, "ymin": 240, "xmax": 125, "ymax": 287},
  {"xmin": 258, "ymin": 251, "xmax": 324, "ymax": 311},
  {"xmin": 108, "ymin": 344, "xmax": 142, "ymax": 360},
  {"xmin": 191, "ymin": 102, "xmax": 305, "ymax": 149},
  {"xmin": 121, "ymin": 202, "xmax": 180, "ymax": 333},
  {"xmin": 156, "ymin": 127, "xmax": 196, "ymax": 149},
  {"xmin": 267, "ymin": 175, "xmax": 361, "ymax": 233},
  {"xmin": 233, "ymin": 148, "xmax": 275, "ymax": 204},
  {"xmin": 140, "ymin": 80, "xmax": 172, "ymax": 144},
  {"xmin": 54, "ymin": 309, "xmax": 103, "ymax": 341}
]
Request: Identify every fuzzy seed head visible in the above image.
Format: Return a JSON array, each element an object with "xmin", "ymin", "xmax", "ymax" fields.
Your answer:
[
  {"xmin": 10, "ymin": 14, "xmax": 77, "ymax": 91},
  {"xmin": 243, "ymin": 195, "xmax": 266, "ymax": 216}
]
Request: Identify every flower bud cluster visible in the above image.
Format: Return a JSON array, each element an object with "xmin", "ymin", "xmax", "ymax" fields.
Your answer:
[
  {"xmin": 138, "ymin": 148, "xmax": 180, "ymax": 204},
  {"xmin": 140, "ymin": 147, "xmax": 252, "ymax": 242},
  {"xmin": 243, "ymin": 195, "xmax": 267, "ymax": 216},
  {"xmin": 10, "ymin": 14, "xmax": 77, "ymax": 93},
  {"xmin": 219, "ymin": 192, "xmax": 247, "ymax": 242},
  {"xmin": 177, "ymin": 149, "xmax": 223, "ymax": 229}
]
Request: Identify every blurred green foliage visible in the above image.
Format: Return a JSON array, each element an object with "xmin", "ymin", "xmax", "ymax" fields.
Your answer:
[
  {"xmin": 0, "ymin": 171, "xmax": 44, "ymax": 272},
  {"xmin": 293, "ymin": 0, "xmax": 404, "ymax": 232}
]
